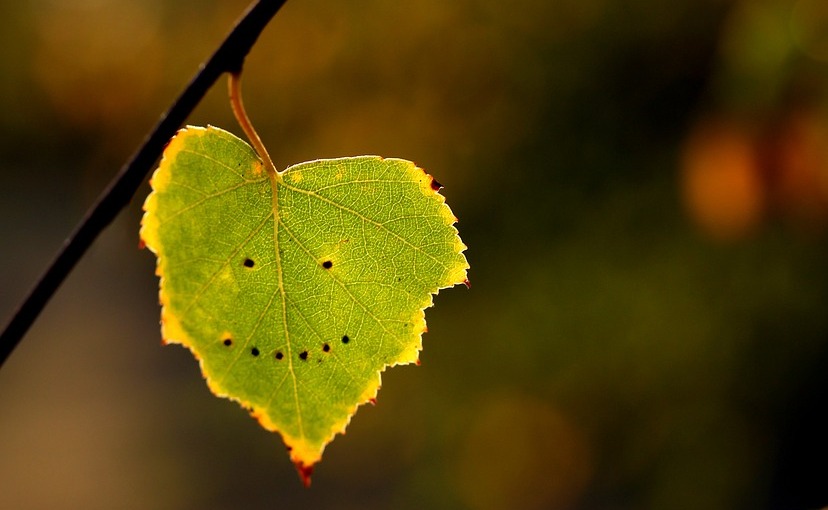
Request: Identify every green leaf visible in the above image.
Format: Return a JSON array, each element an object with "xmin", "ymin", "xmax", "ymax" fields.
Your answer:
[{"xmin": 140, "ymin": 126, "xmax": 468, "ymax": 481}]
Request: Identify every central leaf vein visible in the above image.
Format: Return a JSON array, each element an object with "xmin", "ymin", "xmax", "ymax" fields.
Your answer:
[{"xmin": 272, "ymin": 177, "xmax": 306, "ymax": 443}]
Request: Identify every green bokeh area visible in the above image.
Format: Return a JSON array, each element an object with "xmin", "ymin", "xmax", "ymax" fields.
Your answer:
[
  {"xmin": 2, "ymin": 0, "xmax": 828, "ymax": 509},
  {"xmin": 145, "ymin": 127, "xmax": 466, "ymax": 466}
]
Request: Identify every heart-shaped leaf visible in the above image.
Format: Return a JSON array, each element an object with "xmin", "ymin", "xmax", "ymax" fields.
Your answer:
[{"xmin": 141, "ymin": 126, "xmax": 468, "ymax": 483}]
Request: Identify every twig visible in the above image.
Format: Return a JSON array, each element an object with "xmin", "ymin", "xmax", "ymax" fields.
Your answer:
[{"xmin": 0, "ymin": 0, "xmax": 289, "ymax": 368}]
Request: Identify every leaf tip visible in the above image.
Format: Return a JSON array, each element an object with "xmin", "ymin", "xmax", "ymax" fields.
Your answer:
[{"xmin": 294, "ymin": 461, "xmax": 314, "ymax": 488}]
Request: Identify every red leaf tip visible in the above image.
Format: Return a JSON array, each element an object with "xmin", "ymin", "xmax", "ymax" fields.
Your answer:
[{"xmin": 295, "ymin": 462, "xmax": 314, "ymax": 488}]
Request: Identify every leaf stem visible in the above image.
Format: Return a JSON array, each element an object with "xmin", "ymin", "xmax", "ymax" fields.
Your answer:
[
  {"xmin": 0, "ymin": 0, "xmax": 289, "ymax": 369},
  {"xmin": 229, "ymin": 72, "xmax": 279, "ymax": 177}
]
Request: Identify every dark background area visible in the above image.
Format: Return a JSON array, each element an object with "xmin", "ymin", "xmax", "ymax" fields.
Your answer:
[{"xmin": 2, "ymin": 0, "xmax": 828, "ymax": 508}]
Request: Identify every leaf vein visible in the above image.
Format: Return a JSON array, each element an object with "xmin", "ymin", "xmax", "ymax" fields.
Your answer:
[
  {"xmin": 278, "ymin": 217, "xmax": 395, "ymax": 356},
  {"xmin": 278, "ymin": 181, "xmax": 451, "ymax": 271}
]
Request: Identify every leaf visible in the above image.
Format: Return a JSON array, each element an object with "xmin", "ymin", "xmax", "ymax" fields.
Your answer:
[{"xmin": 140, "ymin": 126, "xmax": 468, "ymax": 483}]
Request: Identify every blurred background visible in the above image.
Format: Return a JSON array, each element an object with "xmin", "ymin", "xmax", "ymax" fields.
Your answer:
[{"xmin": 2, "ymin": 0, "xmax": 828, "ymax": 508}]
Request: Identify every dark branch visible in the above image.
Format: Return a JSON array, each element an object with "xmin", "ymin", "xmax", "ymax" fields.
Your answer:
[{"xmin": 0, "ymin": 0, "xmax": 289, "ymax": 368}]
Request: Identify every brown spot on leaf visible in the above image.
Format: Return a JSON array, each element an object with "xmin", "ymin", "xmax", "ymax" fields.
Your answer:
[
  {"xmin": 341, "ymin": 335, "xmax": 350, "ymax": 344},
  {"xmin": 430, "ymin": 177, "xmax": 443, "ymax": 191},
  {"xmin": 463, "ymin": 279, "xmax": 471, "ymax": 289},
  {"xmin": 223, "ymin": 338, "xmax": 232, "ymax": 346},
  {"xmin": 243, "ymin": 258, "xmax": 255, "ymax": 268},
  {"xmin": 323, "ymin": 343, "xmax": 330, "ymax": 352},
  {"xmin": 299, "ymin": 351, "xmax": 308, "ymax": 360},
  {"xmin": 322, "ymin": 260, "xmax": 333, "ymax": 269},
  {"xmin": 251, "ymin": 347, "xmax": 260, "ymax": 356},
  {"xmin": 368, "ymin": 397, "xmax": 377, "ymax": 406},
  {"xmin": 275, "ymin": 351, "xmax": 284, "ymax": 360}
]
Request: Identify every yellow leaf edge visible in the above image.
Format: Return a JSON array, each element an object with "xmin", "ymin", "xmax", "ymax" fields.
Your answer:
[{"xmin": 140, "ymin": 125, "xmax": 470, "ymax": 481}]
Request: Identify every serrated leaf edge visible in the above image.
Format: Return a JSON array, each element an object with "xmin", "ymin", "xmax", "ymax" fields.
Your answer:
[{"xmin": 141, "ymin": 125, "xmax": 469, "ymax": 475}]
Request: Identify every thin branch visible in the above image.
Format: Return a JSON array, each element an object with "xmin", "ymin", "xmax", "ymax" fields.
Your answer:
[{"xmin": 0, "ymin": 0, "xmax": 289, "ymax": 368}]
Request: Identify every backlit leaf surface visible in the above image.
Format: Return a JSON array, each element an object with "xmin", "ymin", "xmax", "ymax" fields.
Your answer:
[{"xmin": 141, "ymin": 126, "xmax": 468, "ymax": 481}]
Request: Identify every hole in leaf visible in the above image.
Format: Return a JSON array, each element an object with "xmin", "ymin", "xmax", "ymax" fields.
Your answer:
[
  {"xmin": 322, "ymin": 260, "xmax": 333, "ymax": 269},
  {"xmin": 323, "ymin": 343, "xmax": 330, "ymax": 352},
  {"xmin": 341, "ymin": 335, "xmax": 350, "ymax": 344},
  {"xmin": 243, "ymin": 258, "xmax": 255, "ymax": 268},
  {"xmin": 275, "ymin": 351, "xmax": 284, "ymax": 360},
  {"xmin": 299, "ymin": 351, "xmax": 309, "ymax": 361},
  {"xmin": 251, "ymin": 347, "xmax": 260, "ymax": 357},
  {"xmin": 223, "ymin": 338, "xmax": 232, "ymax": 346}
]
